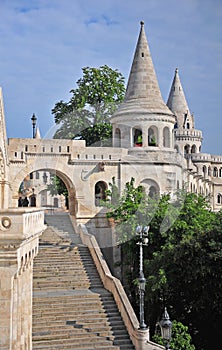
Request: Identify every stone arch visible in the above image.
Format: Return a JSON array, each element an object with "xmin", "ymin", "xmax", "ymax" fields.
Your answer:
[
  {"xmin": 184, "ymin": 144, "xmax": 190, "ymax": 154},
  {"xmin": 95, "ymin": 181, "xmax": 107, "ymax": 206},
  {"xmin": 140, "ymin": 178, "xmax": 160, "ymax": 198},
  {"xmin": 202, "ymin": 165, "xmax": 207, "ymax": 177},
  {"xmin": 163, "ymin": 126, "xmax": 170, "ymax": 148},
  {"xmin": 11, "ymin": 165, "xmax": 77, "ymax": 216},
  {"xmin": 213, "ymin": 167, "xmax": 218, "ymax": 177},
  {"xmin": 133, "ymin": 127, "xmax": 143, "ymax": 147},
  {"xmin": 148, "ymin": 126, "xmax": 158, "ymax": 146},
  {"xmin": 217, "ymin": 193, "xmax": 222, "ymax": 204},
  {"xmin": 191, "ymin": 144, "xmax": 197, "ymax": 153}
]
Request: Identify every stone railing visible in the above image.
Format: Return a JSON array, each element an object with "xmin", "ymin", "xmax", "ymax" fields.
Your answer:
[
  {"xmin": 0, "ymin": 208, "xmax": 45, "ymax": 350},
  {"xmin": 79, "ymin": 224, "xmax": 164, "ymax": 350},
  {"xmin": 0, "ymin": 208, "xmax": 45, "ymax": 241},
  {"xmin": 174, "ymin": 129, "xmax": 202, "ymax": 138}
]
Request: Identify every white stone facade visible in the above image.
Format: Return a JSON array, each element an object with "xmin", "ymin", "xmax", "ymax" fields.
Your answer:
[{"xmin": 0, "ymin": 21, "xmax": 222, "ymax": 215}]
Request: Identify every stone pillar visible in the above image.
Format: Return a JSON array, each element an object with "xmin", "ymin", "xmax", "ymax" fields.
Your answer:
[
  {"xmin": 0, "ymin": 208, "xmax": 45, "ymax": 350},
  {"xmin": 0, "ymin": 267, "xmax": 17, "ymax": 349}
]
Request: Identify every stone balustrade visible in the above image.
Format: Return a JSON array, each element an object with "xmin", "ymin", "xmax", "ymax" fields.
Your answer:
[
  {"xmin": 174, "ymin": 129, "xmax": 202, "ymax": 138},
  {"xmin": 0, "ymin": 208, "xmax": 45, "ymax": 350},
  {"xmin": 0, "ymin": 208, "xmax": 45, "ymax": 240},
  {"xmin": 79, "ymin": 223, "xmax": 164, "ymax": 350}
]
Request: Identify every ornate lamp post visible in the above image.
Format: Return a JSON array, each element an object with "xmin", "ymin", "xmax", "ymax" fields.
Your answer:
[
  {"xmin": 136, "ymin": 225, "xmax": 149, "ymax": 330},
  {"xmin": 159, "ymin": 307, "xmax": 172, "ymax": 349},
  {"xmin": 31, "ymin": 113, "xmax": 37, "ymax": 138}
]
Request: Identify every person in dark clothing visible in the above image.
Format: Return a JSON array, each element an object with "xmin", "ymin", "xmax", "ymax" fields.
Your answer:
[
  {"xmin": 22, "ymin": 197, "xmax": 29, "ymax": 207},
  {"xmin": 18, "ymin": 197, "xmax": 23, "ymax": 207}
]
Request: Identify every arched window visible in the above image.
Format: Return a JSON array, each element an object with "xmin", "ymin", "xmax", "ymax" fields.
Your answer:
[
  {"xmin": 114, "ymin": 128, "xmax": 121, "ymax": 147},
  {"xmin": 213, "ymin": 167, "xmax": 218, "ymax": 177},
  {"xmin": 140, "ymin": 178, "xmax": 160, "ymax": 198},
  {"xmin": 184, "ymin": 145, "xmax": 190, "ymax": 154},
  {"xmin": 191, "ymin": 145, "xmax": 197, "ymax": 153},
  {"xmin": 202, "ymin": 166, "xmax": 207, "ymax": 177},
  {"xmin": 134, "ymin": 128, "xmax": 142, "ymax": 147},
  {"xmin": 217, "ymin": 194, "xmax": 222, "ymax": 204},
  {"xmin": 148, "ymin": 126, "xmax": 158, "ymax": 146},
  {"xmin": 149, "ymin": 186, "xmax": 158, "ymax": 198},
  {"xmin": 219, "ymin": 168, "xmax": 222, "ymax": 177},
  {"xmin": 163, "ymin": 127, "xmax": 170, "ymax": 147},
  {"xmin": 95, "ymin": 181, "xmax": 107, "ymax": 206}
]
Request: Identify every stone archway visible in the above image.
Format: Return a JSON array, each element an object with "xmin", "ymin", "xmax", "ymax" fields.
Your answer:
[
  {"xmin": 140, "ymin": 178, "xmax": 160, "ymax": 198},
  {"xmin": 11, "ymin": 166, "xmax": 77, "ymax": 217}
]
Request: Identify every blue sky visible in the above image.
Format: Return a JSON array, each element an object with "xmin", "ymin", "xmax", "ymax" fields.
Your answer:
[{"xmin": 0, "ymin": 0, "xmax": 222, "ymax": 154}]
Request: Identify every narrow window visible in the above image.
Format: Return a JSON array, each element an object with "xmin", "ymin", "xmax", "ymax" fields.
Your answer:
[{"xmin": 95, "ymin": 181, "xmax": 107, "ymax": 206}]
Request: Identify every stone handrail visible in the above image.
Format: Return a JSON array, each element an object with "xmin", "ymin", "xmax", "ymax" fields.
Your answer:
[
  {"xmin": 79, "ymin": 224, "xmax": 164, "ymax": 350},
  {"xmin": 0, "ymin": 208, "xmax": 46, "ymax": 241}
]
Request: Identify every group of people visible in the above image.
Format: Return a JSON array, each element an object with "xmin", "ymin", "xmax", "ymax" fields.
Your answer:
[{"xmin": 18, "ymin": 195, "xmax": 36, "ymax": 207}]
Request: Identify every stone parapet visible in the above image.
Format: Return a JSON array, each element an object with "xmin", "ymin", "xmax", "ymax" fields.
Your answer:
[
  {"xmin": 79, "ymin": 224, "xmax": 164, "ymax": 350},
  {"xmin": 0, "ymin": 208, "xmax": 45, "ymax": 241},
  {"xmin": 0, "ymin": 208, "xmax": 45, "ymax": 350}
]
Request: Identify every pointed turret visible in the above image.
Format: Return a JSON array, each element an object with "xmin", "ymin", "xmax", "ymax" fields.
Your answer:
[
  {"xmin": 167, "ymin": 69, "xmax": 203, "ymax": 155},
  {"xmin": 34, "ymin": 127, "xmax": 41, "ymax": 139},
  {"xmin": 111, "ymin": 22, "xmax": 175, "ymax": 149},
  {"xmin": 167, "ymin": 68, "xmax": 193, "ymax": 128},
  {"xmin": 112, "ymin": 21, "xmax": 174, "ymax": 117}
]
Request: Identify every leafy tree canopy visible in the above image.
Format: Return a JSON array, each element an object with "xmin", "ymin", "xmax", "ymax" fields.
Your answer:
[
  {"xmin": 52, "ymin": 65, "xmax": 125, "ymax": 145},
  {"xmin": 105, "ymin": 178, "xmax": 222, "ymax": 349}
]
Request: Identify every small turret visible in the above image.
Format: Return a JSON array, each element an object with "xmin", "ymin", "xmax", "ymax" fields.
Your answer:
[
  {"xmin": 167, "ymin": 68, "xmax": 194, "ymax": 129},
  {"xmin": 167, "ymin": 69, "xmax": 202, "ymax": 155}
]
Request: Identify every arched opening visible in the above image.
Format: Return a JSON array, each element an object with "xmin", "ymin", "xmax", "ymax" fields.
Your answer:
[
  {"xmin": 17, "ymin": 169, "xmax": 76, "ymax": 214},
  {"xmin": 95, "ymin": 181, "xmax": 107, "ymax": 206},
  {"xmin": 213, "ymin": 167, "xmax": 218, "ymax": 177},
  {"xmin": 148, "ymin": 126, "xmax": 158, "ymax": 146},
  {"xmin": 217, "ymin": 194, "xmax": 222, "ymax": 204},
  {"xmin": 202, "ymin": 166, "xmax": 207, "ymax": 178},
  {"xmin": 133, "ymin": 128, "xmax": 142, "ymax": 147},
  {"xmin": 114, "ymin": 128, "xmax": 121, "ymax": 147},
  {"xmin": 184, "ymin": 144, "xmax": 190, "ymax": 154},
  {"xmin": 163, "ymin": 127, "xmax": 170, "ymax": 148},
  {"xmin": 191, "ymin": 145, "xmax": 197, "ymax": 153},
  {"xmin": 140, "ymin": 178, "xmax": 160, "ymax": 198}
]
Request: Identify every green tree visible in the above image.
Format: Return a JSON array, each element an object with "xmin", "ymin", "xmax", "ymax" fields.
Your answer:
[
  {"xmin": 52, "ymin": 65, "xmax": 125, "ymax": 145},
  {"xmin": 153, "ymin": 320, "xmax": 195, "ymax": 350},
  {"xmin": 105, "ymin": 181, "xmax": 222, "ymax": 349},
  {"xmin": 47, "ymin": 175, "xmax": 68, "ymax": 197}
]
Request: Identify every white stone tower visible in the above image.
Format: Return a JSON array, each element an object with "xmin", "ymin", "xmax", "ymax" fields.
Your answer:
[
  {"xmin": 111, "ymin": 21, "xmax": 185, "ymax": 196},
  {"xmin": 167, "ymin": 68, "xmax": 203, "ymax": 155},
  {"xmin": 111, "ymin": 21, "xmax": 176, "ymax": 151}
]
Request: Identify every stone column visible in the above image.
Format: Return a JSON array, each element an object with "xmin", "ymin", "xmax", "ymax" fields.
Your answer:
[
  {"xmin": 0, "ymin": 208, "xmax": 45, "ymax": 350},
  {"xmin": 0, "ymin": 267, "xmax": 17, "ymax": 349}
]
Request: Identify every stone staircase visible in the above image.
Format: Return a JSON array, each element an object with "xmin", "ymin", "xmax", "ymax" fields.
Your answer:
[{"xmin": 32, "ymin": 213, "xmax": 135, "ymax": 349}]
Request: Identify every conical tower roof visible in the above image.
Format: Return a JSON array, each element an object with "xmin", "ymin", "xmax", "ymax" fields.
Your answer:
[
  {"xmin": 112, "ymin": 21, "xmax": 173, "ymax": 120},
  {"xmin": 167, "ymin": 68, "xmax": 190, "ymax": 127}
]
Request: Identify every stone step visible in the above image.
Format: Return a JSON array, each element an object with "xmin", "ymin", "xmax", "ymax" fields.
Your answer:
[{"xmin": 33, "ymin": 218, "xmax": 134, "ymax": 350}]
